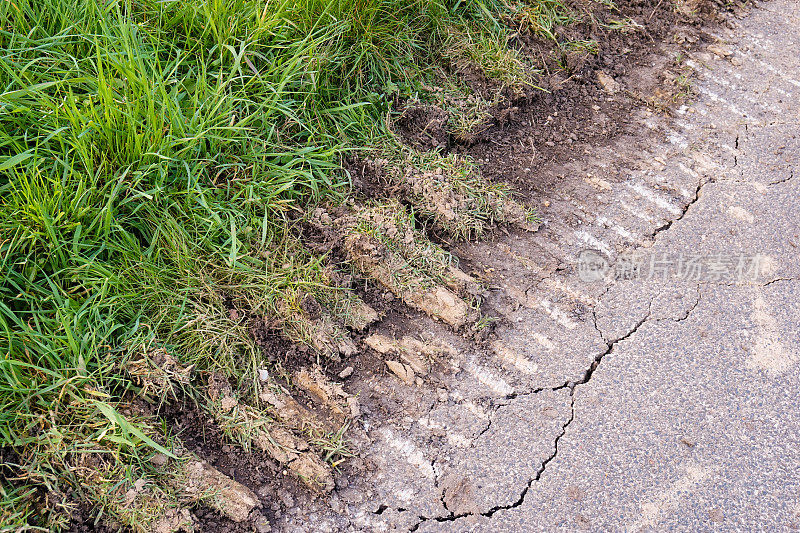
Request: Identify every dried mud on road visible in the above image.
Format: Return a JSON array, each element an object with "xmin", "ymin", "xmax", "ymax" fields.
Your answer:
[{"xmin": 68, "ymin": 0, "xmax": 775, "ymax": 530}]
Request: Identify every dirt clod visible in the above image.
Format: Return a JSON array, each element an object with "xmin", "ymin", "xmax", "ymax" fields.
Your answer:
[
  {"xmin": 177, "ymin": 459, "xmax": 260, "ymax": 522},
  {"xmin": 597, "ymin": 71, "xmax": 622, "ymax": 94},
  {"xmin": 259, "ymin": 385, "xmax": 336, "ymax": 434},
  {"xmin": 292, "ymin": 366, "xmax": 357, "ymax": 419},
  {"xmin": 153, "ymin": 509, "xmax": 194, "ymax": 533},
  {"xmin": 385, "ymin": 360, "xmax": 416, "ymax": 385}
]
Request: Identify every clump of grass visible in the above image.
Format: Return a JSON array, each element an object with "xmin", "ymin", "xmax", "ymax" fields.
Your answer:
[
  {"xmin": 322, "ymin": 200, "xmax": 480, "ymax": 328},
  {"xmin": 342, "ymin": 200, "xmax": 460, "ymax": 290},
  {"xmin": 447, "ymin": 93, "xmax": 495, "ymax": 142},
  {"xmin": 562, "ymin": 39, "xmax": 600, "ymax": 55},
  {"xmin": 673, "ymin": 0, "xmax": 702, "ymax": 16},
  {"xmin": 2, "ymin": 396, "xmax": 191, "ymax": 529},
  {"xmin": 445, "ymin": 23, "xmax": 538, "ymax": 93},
  {"xmin": 0, "ymin": 484, "xmax": 53, "ymax": 532},
  {"xmin": 311, "ymin": 423, "xmax": 356, "ymax": 468},
  {"xmin": 365, "ymin": 146, "xmax": 538, "ymax": 239},
  {"xmin": 75, "ymin": 455, "xmax": 191, "ymax": 533},
  {"xmin": 505, "ymin": 0, "xmax": 581, "ymax": 41}
]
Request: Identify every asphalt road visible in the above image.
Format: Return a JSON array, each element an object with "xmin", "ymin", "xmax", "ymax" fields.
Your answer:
[{"xmin": 419, "ymin": 0, "xmax": 800, "ymax": 530}]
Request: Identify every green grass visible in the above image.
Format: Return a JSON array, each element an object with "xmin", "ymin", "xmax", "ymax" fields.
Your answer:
[
  {"xmin": 362, "ymin": 144, "xmax": 536, "ymax": 238},
  {"xmin": 0, "ymin": 0, "xmax": 609, "ymax": 527}
]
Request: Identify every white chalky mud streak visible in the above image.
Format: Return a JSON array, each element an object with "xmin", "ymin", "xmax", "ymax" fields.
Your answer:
[
  {"xmin": 748, "ymin": 290, "xmax": 798, "ymax": 374},
  {"xmin": 274, "ymin": 1, "xmax": 800, "ymax": 531},
  {"xmin": 627, "ymin": 464, "xmax": 716, "ymax": 531}
]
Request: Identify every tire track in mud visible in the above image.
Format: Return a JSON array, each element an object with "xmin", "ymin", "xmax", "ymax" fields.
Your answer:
[{"xmin": 272, "ymin": 1, "xmax": 800, "ymax": 531}]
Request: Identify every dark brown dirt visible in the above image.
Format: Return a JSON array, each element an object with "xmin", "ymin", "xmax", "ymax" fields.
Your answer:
[
  {"xmin": 155, "ymin": 400, "xmax": 285, "ymax": 532},
  {"xmin": 343, "ymin": 157, "xmax": 393, "ymax": 200},
  {"xmin": 393, "ymin": 105, "xmax": 450, "ymax": 152},
  {"xmin": 68, "ymin": 504, "xmax": 122, "ymax": 533},
  {"xmin": 391, "ymin": 0, "xmax": 734, "ymax": 203},
  {"xmin": 249, "ymin": 312, "xmax": 318, "ymax": 371}
]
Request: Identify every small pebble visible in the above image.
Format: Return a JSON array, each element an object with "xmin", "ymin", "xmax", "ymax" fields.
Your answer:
[
  {"xmin": 149, "ymin": 453, "xmax": 168, "ymax": 467},
  {"xmin": 339, "ymin": 366, "xmax": 354, "ymax": 379},
  {"xmin": 253, "ymin": 517, "xmax": 272, "ymax": 533}
]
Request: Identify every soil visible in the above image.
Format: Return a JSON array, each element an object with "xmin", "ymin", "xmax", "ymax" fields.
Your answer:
[
  {"xmin": 393, "ymin": 0, "xmax": 728, "ymax": 201},
  {"xmin": 156, "ymin": 400, "xmax": 286, "ymax": 532},
  {"xmin": 393, "ymin": 105, "xmax": 450, "ymax": 152},
  {"xmin": 68, "ymin": 504, "xmax": 121, "ymax": 533}
]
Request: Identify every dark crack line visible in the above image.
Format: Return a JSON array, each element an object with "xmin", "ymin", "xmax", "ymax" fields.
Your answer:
[
  {"xmin": 590, "ymin": 285, "xmax": 613, "ymax": 345},
  {"xmin": 469, "ymin": 385, "xmax": 551, "ymax": 447},
  {"xmin": 469, "ymin": 404, "xmax": 497, "ymax": 448},
  {"xmin": 651, "ymin": 173, "xmax": 709, "ymax": 240},
  {"xmin": 577, "ymin": 298, "xmax": 652, "ymax": 389},
  {"xmin": 762, "ymin": 277, "xmax": 797, "ymax": 287},
  {"xmin": 409, "ymin": 394, "xmax": 576, "ymax": 530},
  {"xmin": 650, "ymin": 283, "xmax": 702, "ymax": 324},
  {"xmin": 672, "ymin": 284, "xmax": 702, "ymax": 322},
  {"xmin": 480, "ymin": 392, "xmax": 575, "ymax": 518},
  {"xmin": 768, "ymin": 167, "xmax": 793, "ymax": 186},
  {"xmin": 408, "ymin": 303, "xmax": 655, "ymax": 530}
]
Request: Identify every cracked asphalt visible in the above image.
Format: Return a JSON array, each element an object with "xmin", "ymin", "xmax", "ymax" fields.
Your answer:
[
  {"xmin": 416, "ymin": 1, "xmax": 800, "ymax": 531},
  {"xmin": 275, "ymin": 1, "xmax": 799, "ymax": 531}
]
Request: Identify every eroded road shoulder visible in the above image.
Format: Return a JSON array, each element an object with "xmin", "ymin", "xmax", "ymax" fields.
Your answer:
[
  {"xmin": 418, "ymin": 0, "xmax": 800, "ymax": 530},
  {"xmin": 274, "ymin": 0, "xmax": 800, "ymax": 530}
]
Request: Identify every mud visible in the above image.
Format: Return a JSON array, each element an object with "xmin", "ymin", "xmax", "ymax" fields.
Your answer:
[{"xmin": 274, "ymin": 0, "xmax": 747, "ymax": 530}]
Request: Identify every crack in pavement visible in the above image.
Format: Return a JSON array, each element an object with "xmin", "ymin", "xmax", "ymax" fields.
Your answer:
[
  {"xmin": 481, "ymin": 395, "xmax": 575, "ymax": 518},
  {"xmin": 762, "ymin": 277, "xmax": 798, "ymax": 287},
  {"xmin": 769, "ymin": 168, "xmax": 793, "ymax": 186},
  {"xmin": 664, "ymin": 284, "xmax": 702, "ymax": 323},
  {"xmin": 465, "ymin": 388, "xmax": 547, "ymax": 450},
  {"xmin": 408, "ymin": 396, "xmax": 575, "ymax": 530},
  {"xmin": 403, "ymin": 154, "xmax": 719, "ymax": 530},
  {"xmin": 651, "ymin": 159, "xmax": 713, "ymax": 241},
  {"xmin": 408, "ymin": 297, "xmax": 663, "ymax": 530},
  {"xmin": 406, "ymin": 159, "xmax": 716, "ymax": 530},
  {"xmin": 452, "ymin": 279, "xmax": 707, "ymax": 525}
]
